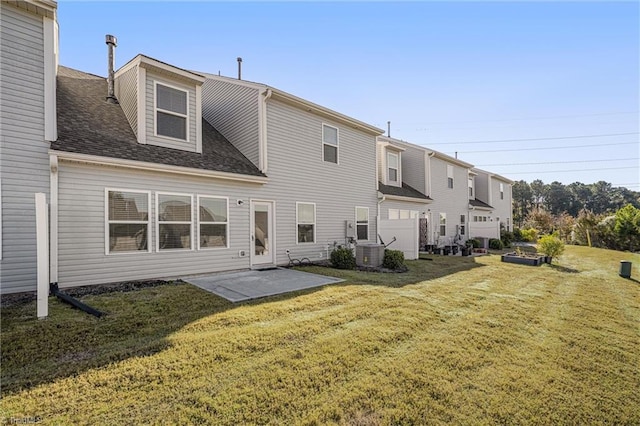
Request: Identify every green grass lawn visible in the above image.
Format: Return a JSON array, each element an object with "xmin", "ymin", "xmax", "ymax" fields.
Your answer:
[{"xmin": 1, "ymin": 246, "xmax": 639, "ymax": 425}]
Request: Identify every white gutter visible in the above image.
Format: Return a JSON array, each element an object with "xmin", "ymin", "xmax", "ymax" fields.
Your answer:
[{"xmin": 50, "ymin": 151, "xmax": 269, "ymax": 184}]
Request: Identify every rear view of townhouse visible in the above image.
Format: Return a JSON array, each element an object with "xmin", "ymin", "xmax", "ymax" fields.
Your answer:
[{"xmin": 0, "ymin": 0, "xmax": 512, "ymax": 295}]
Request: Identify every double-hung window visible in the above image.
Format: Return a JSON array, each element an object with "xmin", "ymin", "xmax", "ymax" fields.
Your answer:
[
  {"xmin": 500, "ymin": 183, "xmax": 504, "ymax": 200},
  {"xmin": 106, "ymin": 189, "xmax": 150, "ymax": 254},
  {"xmin": 155, "ymin": 83, "xmax": 188, "ymax": 141},
  {"xmin": 356, "ymin": 207, "xmax": 369, "ymax": 240},
  {"xmin": 447, "ymin": 165, "xmax": 454, "ymax": 189},
  {"xmin": 460, "ymin": 214, "xmax": 466, "ymax": 235},
  {"xmin": 387, "ymin": 151, "xmax": 399, "ymax": 184},
  {"xmin": 297, "ymin": 202, "xmax": 316, "ymax": 243},
  {"xmin": 468, "ymin": 178, "xmax": 474, "ymax": 197},
  {"xmin": 322, "ymin": 124, "xmax": 339, "ymax": 163},
  {"xmin": 157, "ymin": 193, "xmax": 192, "ymax": 250},
  {"xmin": 439, "ymin": 213, "xmax": 447, "ymax": 236},
  {"xmin": 198, "ymin": 196, "xmax": 228, "ymax": 249}
]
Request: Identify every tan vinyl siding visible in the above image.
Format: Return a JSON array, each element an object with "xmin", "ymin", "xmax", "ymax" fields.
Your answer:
[
  {"xmin": 260, "ymin": 99, "xmax": 378, "ymax": 263},
  {"xmin": 114, "ymin": 65, "xmax": 138, "ymax": 135},
  {"xmin": 201, "ymin": 79, "xmax": 260, "ymax": 167},
  {"xmin": 56, "ymin": 161, "xmax": 256, "ymax": 288},
  {"xmin": 0, "ymin": 3, "xmax": 48, "ymax": 294},
  {"xmin": 145, "ymin": 73, "xmax": 197, "ymax": 152}
]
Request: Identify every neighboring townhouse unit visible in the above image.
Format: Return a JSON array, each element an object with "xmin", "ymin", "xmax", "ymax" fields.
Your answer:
[
  {"xmin": 0, "ymin": 0, "xmax": 58, "ymax": 294},
  {"xmin": 468, "ymin": 168, "xmax": 514, "ymax": 240}
]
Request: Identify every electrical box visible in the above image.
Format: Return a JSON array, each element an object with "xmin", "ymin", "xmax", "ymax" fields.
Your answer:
[
  {"xmin": 345, "ymin": 220, "xmax": 356, "ymax": 238},
  {"xmin": 238, "ymin": 250, "xmax": 246, "ymax": 257}
]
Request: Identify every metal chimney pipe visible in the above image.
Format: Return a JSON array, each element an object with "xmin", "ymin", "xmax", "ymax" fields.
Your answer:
[
  {"xmin": 105, "ymin": 34, "xmax": 118, "ymax": 103},
  {"xmin": 237, "ymin": 57, "xmax": 242, "ymax": 80},
  {"xmin": 387, "ymin": 121, "xmax": 391, "ymax": 138}
]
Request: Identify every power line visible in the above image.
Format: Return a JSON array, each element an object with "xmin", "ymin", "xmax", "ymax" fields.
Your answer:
[
  {"xmin": 506, "ymin": 166, "xmax": 638, "ymax": 175},
  {"xmin": 455, "ymin": 141, "xmax": 638, "ymax": 154},
  {"xmin": 476, "ymin": 157, "xmax": 639, "ymax": 167},
  {"xmin": 428, "ymin": 132, "xmax": 639, "ymax": 145},
  {"xmin": 413, "ymin": 111, "xmax": 639, "ymax": 127}
]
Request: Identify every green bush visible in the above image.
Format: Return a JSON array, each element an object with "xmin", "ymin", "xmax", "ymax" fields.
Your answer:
[
  {"xmin": 520, "ymin": 228, "xmax": 539, "ymax": 242},
  {"xmin": 537, "ymin": 235, "xmax": 565, "ymax": 261},
  {"xmin": 500, "ymin": 230, "xmax": 514, "ymax": 248},
  {"xmin": 489, "ymin": 238, "xmax": 504, "ymax": 250},
  {"xmin": 513, "ymin": 228, "xmax": 523, "ymax": 242},
  {"xmin": 383, "ymin": 249, "xmax": 405, "ymax": 270},
  {"xmin": 330, "ymin": 247, "xmax": 355, "ymax": 270},
  {"xmin": 469, "ymin": 238, "xmax": 481, "ymax": 248}
]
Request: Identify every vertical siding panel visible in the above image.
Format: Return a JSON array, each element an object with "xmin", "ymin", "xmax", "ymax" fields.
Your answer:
[{"xmin": 0, "ymin": 4, "xmax": 48, "ymax": 294}]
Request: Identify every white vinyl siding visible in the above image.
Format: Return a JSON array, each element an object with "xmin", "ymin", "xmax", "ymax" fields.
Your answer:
[
  {"xmin": 114, "ymin": 65, "xmax": 138, "ymax": 135},
  {"xmin": 439, "ymin": 213, "xmax": 447, "ymax": 237},
  {"xmin": 387, "ymin": 151, "xmax": 399, "ymax": 184},
  {"xmin": 105, "ymin": 189, "xmax": 151, "ymax": 254},
  {"xmin": 0, "ymin": 4, "xmax": 49, "ymax": 293},
  {"xmin": 322, "ymin": 124, "xmax": 339, "ymax": 164},
  {"xmin": 155, "ymin": 82, "xmax": 188, "ymax": 141},
  {"xmin": 296, "ymin": 202, "xmax": 316, "ymax": 244},
  {"xmin": 198, "ymin": 196, "xmax": 229, "ymax": 249},
  {"xmin": 356, "ymin": 207, "xmax": 369, "ymax": 241},
  {"xmin": 156, "ymin": 192, "xmax": 193, "ymax": 251}
]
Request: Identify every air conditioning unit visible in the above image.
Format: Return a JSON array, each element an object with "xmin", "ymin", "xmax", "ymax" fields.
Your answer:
[{"xmin": 356, "ymin": 243, "xmax": 385, "ymax": 267}]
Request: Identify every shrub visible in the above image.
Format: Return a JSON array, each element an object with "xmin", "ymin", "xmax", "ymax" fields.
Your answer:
[
  {"xmin": 513, "ymin": 228, "xmax": 523, "ymax": 242},
  {"xmin": 500, "ymin": 230, "xmax": 514, "ymax": 248},
  {"xmin": 330, "ymin": 247, "xmax": 355, "ymax": 270},
  {"xmin": 469, "ymin": 238, "xmax": 481, "ymax": 248},
  {"xmin": 383, "ymin": 249, "xmax": 405, "ymax": 270},
  {"xmin": 537, "ymin": 235, "xmax": 565, "ymax": 261},
  {"xmin": 489, "ymin": 238, "xmax": 504, "ymax": 250},
  {"xmin": 520, "ymin": 228, "xmax": 539, "ymax": 242}
]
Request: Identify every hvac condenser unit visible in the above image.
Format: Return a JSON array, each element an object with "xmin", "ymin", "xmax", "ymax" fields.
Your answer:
[{"xmin": 356, "ymin": 243, "xmax": 385, "ymax": 267}]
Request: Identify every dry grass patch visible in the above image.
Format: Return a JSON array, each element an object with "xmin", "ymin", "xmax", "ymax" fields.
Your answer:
[{"xmin": 1, "ymin": 246, "xmax": 639, "ymax": 424}]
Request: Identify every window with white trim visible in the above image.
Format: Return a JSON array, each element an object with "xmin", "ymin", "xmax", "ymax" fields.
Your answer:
[
  {"xmin": 356, "ymin": 207, "xmax": 369, "ymax": 240},
  {"xmin": 155, "ymin": 82, "xmax": 188, "ymax": 141},
  {"xmin": 388, "ymin": 209, "xmax": 399, "ymax": 220},
  {"xmin": 297, "ymin": 202, "xmax": 316, "ymax": 243},
  {"xmin": 157, "ymin": 193, "xmax": 192, "ymax": 250},
  {"xmin": 198, "ymin": 196, "xmax": 228, "ymax": 249},
  {"xmin": 322, "ymin": 124, "xmax": 339, "ymax": 163},
  {"xmin": 447, "ymin": 165, "xmax": 454, "ymax": 189},
  {"xmin": 387, "ymin": 151, "xmax": 399, "ymax": 184},
  {"xmin": 439, "ymin": 213, "xmax": 447, "ymax": 236},
  {"xmin": 507, "ymin": 217, "xmax": 510, "ymax": 231},
  {"xmin": 106, "ymin": 189, "xmax": 150, "ymax": 254},
  {"xmin": 468, "ymin": 178, "xmax": 474, "ymax": 197},
  {"xmin": 460, "ymin": 214, "xmax": 466, "ymax": 235},
  {"xmin": 500, "ymin": 183, "xmax": 504, "ymax": 200}
]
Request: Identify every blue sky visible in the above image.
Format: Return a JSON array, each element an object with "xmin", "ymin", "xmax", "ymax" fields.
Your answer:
[{"xmin": 57, "ymin": 1, "xmax": 639, "ymax": 190}]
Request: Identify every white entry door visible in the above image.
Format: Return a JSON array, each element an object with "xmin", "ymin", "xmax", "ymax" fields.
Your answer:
[{"xmin": 250, "ymin": 200, "xmax": 274, "ymax": 266}]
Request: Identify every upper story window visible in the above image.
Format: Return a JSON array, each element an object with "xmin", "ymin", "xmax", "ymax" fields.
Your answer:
[
  {"xmin": 155, "ymin": 83, "xmax": 188, "ymax": 141},
  {"xmin": 387, "ymin": 151, "xmax": 399, "ymax": 184},
  {"xmin": 468, "ymin": 178, "xmax": 474, "ymax": 198},
  {"xmin": 500, "ymin": 183, "xmax": 504, "ymax": 200},
  {"xmin": 322, "ymin": 124, "xmax": 339, "ymax": 164},
  {"xmin": 447, "ymin": 165, "xmax": 454, "ymax": 189}
]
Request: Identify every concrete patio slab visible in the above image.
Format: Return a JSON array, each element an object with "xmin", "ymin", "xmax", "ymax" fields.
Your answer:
[{"xmin": 184, "ymin": 268, "xmax": 344, "ymax": 302}]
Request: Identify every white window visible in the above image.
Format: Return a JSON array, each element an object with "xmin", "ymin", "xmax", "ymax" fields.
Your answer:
[
  {"xmin": 410, "ymin": 210, "xmax": 419, "ymax": 219},
  {"xmin": 439, "ymin": 213, "xmax": 447, "ymax": 236},
  {"xmin": 399, "ymin": 209, "xmax": 410, "ymax": 220},
  {"xmin": 468, "ymin": 178, "xmax": 474, "ymax": 198},
  {"xmin": 155, "ymin": 82, "xmax": 188, "ymax": 141},
  {"xmin": 387, "ymin": 151, "xmax": 399, "ymax": 183},
  {"xmin": 507, "ymin": 217, "xmax": 510, "ymax": 231},
  {"xmin": 198, "ymin": 196, "xmax": 228, "ymax": 249},
  {"xmin": 356, "ymin": 207, "xmax": 369, "ymax": 240},
  {"xmin": 106, "ymin": 189, "xmax": 151, "ymax": 254},
  {"xmin": 460, "ymin": 214, "xmax": 466, "ymax": 235},
  {"xmin": 388, "ymin": 208, "xmax": 399, "ymax": 220},
  {"xmin": 447, "ymin": 165, "xmax": 454, "ymax": 189},
  {"xmin": 500, "ymin": 183, "xmax": 504, "ymax": 200},
  {"xmin": 322, "ymin": 124, "xmax": 339, "ymax": 164},
  {"xmin": 157, "ymin": 192, "xmax": 193, "ymax": 251},
  {"xmin": 297, "ymin": 202, "xmax": 316, "ymax": 243}
]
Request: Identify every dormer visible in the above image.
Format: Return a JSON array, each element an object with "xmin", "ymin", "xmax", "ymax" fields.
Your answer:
[
  {"xmin": 378, "ymin": 141, "xmax": 405, "ymax": 187},
  {"xmin": 114, "ymin": 55, "xmax": 205, "ymax": 153}
]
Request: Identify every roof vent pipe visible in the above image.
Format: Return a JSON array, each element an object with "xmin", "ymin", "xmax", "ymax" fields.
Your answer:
[
  {"xmin": 387, "ymin": 121, "xmax": 391, "ymax": 138},
  {"xmin": 237, "ymin": 57, "xmax": 242, "ymax": 80},
  {"xmin": 105, "ymin": 34, "xmax": 118, "ymax": 103}
]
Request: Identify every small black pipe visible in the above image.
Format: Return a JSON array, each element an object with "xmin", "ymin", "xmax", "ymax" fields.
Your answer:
[{"xmin": 49, "ymin": 283, "xmax": 105, "ymax": 318}]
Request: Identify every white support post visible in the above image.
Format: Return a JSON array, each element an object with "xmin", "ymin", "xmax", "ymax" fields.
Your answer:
[{"xmin": 35, "ymin": 193, "xmax": 49, "ymax": 319}]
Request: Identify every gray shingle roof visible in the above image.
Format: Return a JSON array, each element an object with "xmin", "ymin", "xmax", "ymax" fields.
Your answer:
[
  {"xmin": 51, "ymin": 66, "xmax": 265, "ymax": 178},
  {"xmin": 469, "ymin": 198, "xmax": 493, "ymax": 209},
  {"xmin": 378, "ymin": 182, "xmax": 431, "ymax": 200}
]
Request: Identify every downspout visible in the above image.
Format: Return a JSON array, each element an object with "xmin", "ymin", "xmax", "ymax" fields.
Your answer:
[
  {"xmin": 49, "ymin": 154, "xmax": 58, "ymax": 284},
  {"xmin": 427, "ymin": 151, "xmax": 435, "ymax": 197},
  {"xmin": 377, "ymin": 194, "xmax": 386, "ymax": 244},
  {"xmin": 258, "ymin": 88, "xmax": 272, "ymax": 173}
]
